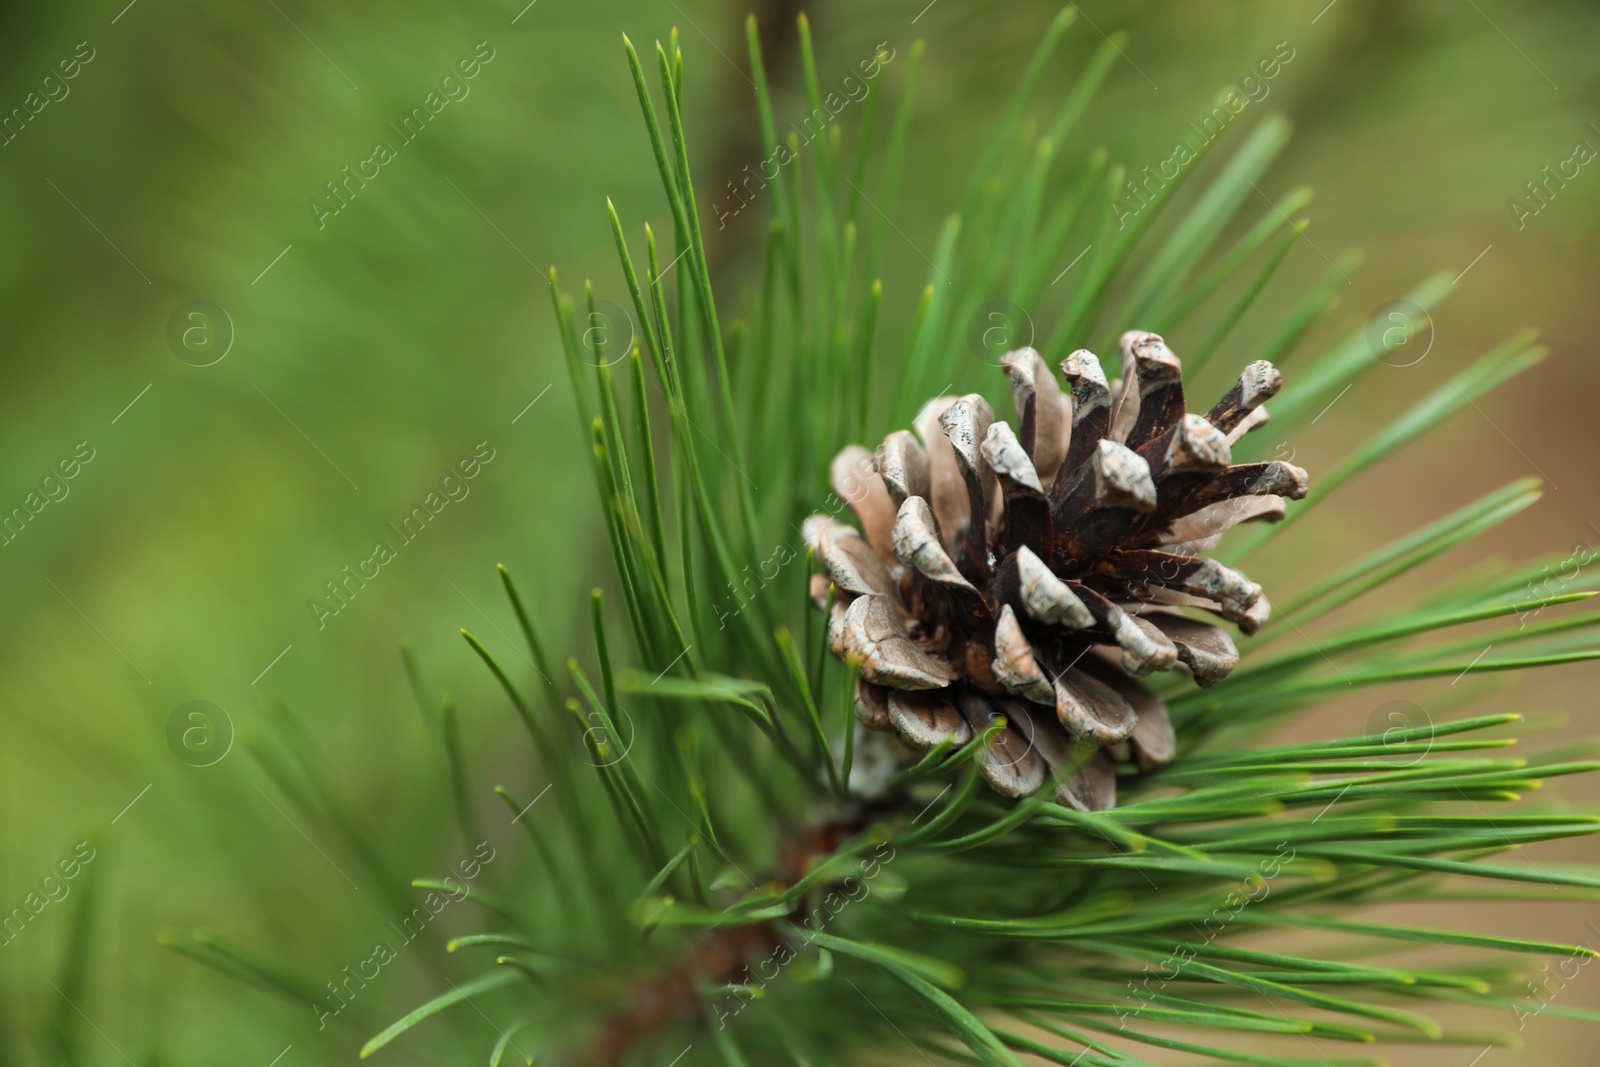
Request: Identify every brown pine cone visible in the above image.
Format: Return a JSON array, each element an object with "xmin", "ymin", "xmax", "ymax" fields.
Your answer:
[{"xmin": 805, "ymin": 332, "xmax": 1307, "ymax": 810}]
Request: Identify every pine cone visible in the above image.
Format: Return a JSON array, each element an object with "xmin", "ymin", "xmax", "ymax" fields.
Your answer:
[{"xmin": 805, "ymin": 332, "xmax": 1308, "ymax": 810}]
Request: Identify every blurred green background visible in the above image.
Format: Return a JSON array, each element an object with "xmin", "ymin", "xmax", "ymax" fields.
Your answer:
[{"xmin": 2, "ymin": 0, "xmax": 1597, "ymax": 1063}]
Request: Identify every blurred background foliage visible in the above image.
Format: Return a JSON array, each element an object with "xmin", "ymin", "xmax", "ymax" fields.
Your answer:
[{"xmin": 1, "ymin": 0, "xmax": 1597, "ymax": 1062}]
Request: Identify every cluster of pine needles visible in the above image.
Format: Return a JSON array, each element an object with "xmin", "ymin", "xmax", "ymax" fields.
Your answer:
[{"xmin": 150, "ymin": 8, "xmax": 1600, "ymax": 1066}]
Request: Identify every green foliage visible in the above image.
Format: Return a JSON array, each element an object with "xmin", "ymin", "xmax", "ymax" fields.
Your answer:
[{"xmin": 157, "ymin": 7, "xmax": 1600, "ymax": 1065}]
